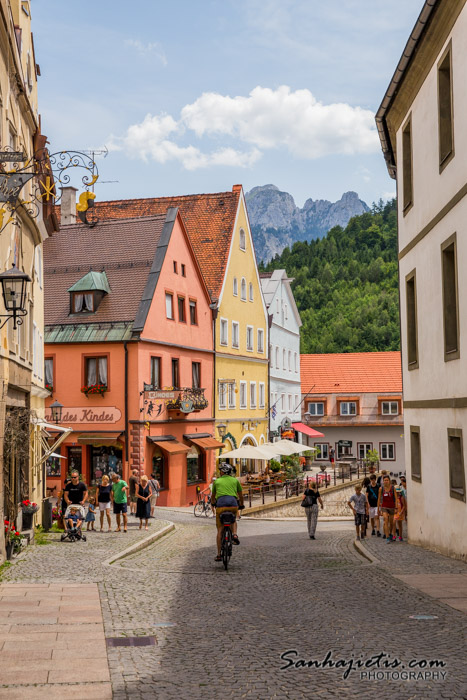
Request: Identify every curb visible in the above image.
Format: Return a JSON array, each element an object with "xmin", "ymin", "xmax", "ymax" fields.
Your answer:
[
  {"xmin": 353, "ymin": 538, "xmax": 379, "ymax": 564},
  {"xmin": 103, "ymin": 521, "xmax": 175, "ymax": 567}
]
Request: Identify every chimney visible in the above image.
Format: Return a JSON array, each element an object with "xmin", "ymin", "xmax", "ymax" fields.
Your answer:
[{"xmin": 60, "ymin": 186, "xmax": 78, "ymax": 225}]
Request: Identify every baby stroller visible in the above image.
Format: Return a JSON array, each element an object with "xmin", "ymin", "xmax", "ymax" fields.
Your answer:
[{"xmin": 61, "ymin": 505, "xmax": 87, "ymax": 542}]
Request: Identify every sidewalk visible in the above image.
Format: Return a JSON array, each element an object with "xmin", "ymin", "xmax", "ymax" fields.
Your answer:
[{"xmin": 0, "ymin": 583, "xmax": 111, "ymax": 698}]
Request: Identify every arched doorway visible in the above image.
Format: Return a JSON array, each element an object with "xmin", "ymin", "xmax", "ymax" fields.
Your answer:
[{"xmin": 239, "ymin": 434, "xmax": 259, "ymax": 475}]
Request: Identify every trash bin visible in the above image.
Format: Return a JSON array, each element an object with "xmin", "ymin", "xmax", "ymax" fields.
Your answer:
[{"xmin": 42, "ymin": 497, "xmax": 53, "ymax": 531}]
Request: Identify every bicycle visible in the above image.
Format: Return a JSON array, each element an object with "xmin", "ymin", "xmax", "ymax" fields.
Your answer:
[
  {"xmin": 194, "ymin": 493, "xmax": 214, "ymax": 518},
  {"xmin": 219, "ymin": 510, "xmax": 236, "ymax": 570}
]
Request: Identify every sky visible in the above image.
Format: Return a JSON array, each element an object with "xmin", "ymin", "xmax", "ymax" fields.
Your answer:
[{"xmin": 32, "ymin": 0, "xmax": 423, "ymax": 208}]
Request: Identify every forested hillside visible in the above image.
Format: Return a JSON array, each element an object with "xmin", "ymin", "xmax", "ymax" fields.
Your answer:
[{"xmin": 261, "ymin": 199, "xmax": 400, "ymax": 353}]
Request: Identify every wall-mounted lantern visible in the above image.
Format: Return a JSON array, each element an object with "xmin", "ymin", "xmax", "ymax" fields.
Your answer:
[
  {"xmin": 0, "ymin": 265, "xmax": 31, "ymax": 329},
  {"xmin": 50, "ymin": 400, "xmax": 64, "ymax": 425}
]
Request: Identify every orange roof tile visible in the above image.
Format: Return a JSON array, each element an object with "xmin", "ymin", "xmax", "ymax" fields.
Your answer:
[
  {"xmin": 301, "ymin": 352, "xmax": 402, "ymax": 394},
  {"xmin": 55, "ymin": 188, "xmax": 241, "ymax": 300}
]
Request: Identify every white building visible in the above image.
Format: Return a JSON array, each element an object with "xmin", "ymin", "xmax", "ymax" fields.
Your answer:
[
  {"xmin": 377, "ymin": 0, "xmax": 467, "ymax": 560},
  {"xmin": 260, "ymin": 270, "xmax": 303, "ymax": 441}
]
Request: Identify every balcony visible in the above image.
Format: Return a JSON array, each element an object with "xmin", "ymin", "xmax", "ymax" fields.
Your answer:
[{"xmin": 166, "ymin": 388, "xmax": 208, "ymax": 413}]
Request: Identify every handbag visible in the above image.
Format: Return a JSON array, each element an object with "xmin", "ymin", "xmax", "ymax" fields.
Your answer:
[{"xmin": 301, "ymin": 492, "xmax": 315, "ymax": 507}]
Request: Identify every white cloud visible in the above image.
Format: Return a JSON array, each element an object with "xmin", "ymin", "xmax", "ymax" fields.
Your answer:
[
  {"xmin": 381, "ymin": 190, "xmax": 396, "ymax": 201},
  {"xmin": 109, "ymin": 85, "xmax": 378, "ymax": 170},
  {"xmin": 124, "ymin": 39, "xmax": 167, "ymax": 66}
]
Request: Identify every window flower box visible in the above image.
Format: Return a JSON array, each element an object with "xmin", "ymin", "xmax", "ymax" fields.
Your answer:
[
  {"xmin": 81, "ymin": 383, "xmax": 107, "ymax": 397},
  {"xmin": 45, "ymin": 383, "xmax": 53, "ymax": 394}
]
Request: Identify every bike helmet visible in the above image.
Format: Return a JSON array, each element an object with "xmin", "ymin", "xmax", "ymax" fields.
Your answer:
[{"xmin": 219, "ymin": 462, "xmax": 233, "ymax": 475}]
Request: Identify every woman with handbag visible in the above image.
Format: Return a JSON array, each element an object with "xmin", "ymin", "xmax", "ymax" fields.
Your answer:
[{"xmin": 301, "ymin": 482, "xmax": 324, "ymax": 539}]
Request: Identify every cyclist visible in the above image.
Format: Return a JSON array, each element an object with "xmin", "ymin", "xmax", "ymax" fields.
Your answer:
[{"xmin": 211, "ymin": 463, "xmax": 243, "ymax": 562}]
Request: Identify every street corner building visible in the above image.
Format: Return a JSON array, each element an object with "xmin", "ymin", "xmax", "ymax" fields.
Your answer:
[
  {"xmin": 376, "ymin": 0, "xmax": 467, "ymax": 559},
  {"xmin": 43, "ymin": 197, "xmax": 221, "ymax": 506},
  {"xmin": 0, "ymin": 1, "xmax": 60, "ymax": 562},
  {"xmin": 299, "ymin": 352, "xmax": 404, "ymax": 472},
  {"xmin": 63, "ymin": 185, "xmax": 270, "ymax": 475}
]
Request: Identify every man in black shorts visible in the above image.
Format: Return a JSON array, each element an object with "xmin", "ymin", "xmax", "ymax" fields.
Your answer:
[{"xmin": 64, "ymin": 470, "xmax": 88, "ymax": 508}]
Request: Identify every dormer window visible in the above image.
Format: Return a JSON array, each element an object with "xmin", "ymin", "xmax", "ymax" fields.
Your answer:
[{"xmin": 68, "ymin": 270, "xmax": 110, "ymax": 315}]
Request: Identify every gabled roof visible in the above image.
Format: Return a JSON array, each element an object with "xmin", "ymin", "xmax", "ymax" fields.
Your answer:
[
  {"xmin": 261, "ymin": 269, "xmax": 302, "ymax": 328},
  {"xmin": 68, "ymin": 270, "xmax": 111, "ymax": 294},
  {"xmin": 55, "ymin": 186, "xmax": 242, "ymax": 300},
  {"xmin": 44, "ymin": 214, "xmax": 168, "ymax": 327},
  {"xmin": 301, "ymin": 352, "xmax": 402, "ymax": 394}
]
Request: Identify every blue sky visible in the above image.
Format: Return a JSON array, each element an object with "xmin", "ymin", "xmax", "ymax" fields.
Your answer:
[{"xmin": 32, "ymin": 0, "xmax": 422, "ymax": 207}]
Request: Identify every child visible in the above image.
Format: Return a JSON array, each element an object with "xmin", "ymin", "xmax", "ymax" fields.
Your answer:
[
  {"xmin": 85, "ymin": 497, "xmax": 96, "ymax": 531},
  {"xmin": 67, "ymin": 506, "xmax": 83, "ymax": 532},
  {"xmin": 348, "ymin": 484, "xmax": 369, "ymax": 540}
]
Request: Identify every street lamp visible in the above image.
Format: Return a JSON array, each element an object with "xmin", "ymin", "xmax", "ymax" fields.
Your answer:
[
  {"xmin": 217, "ymin": 423, "xmax": 227, "ymax": 438},
  {"xmin": 0, "ymin": 265, "xmax": 31, "ymax": 329},
  {"xmin": 50, "ymin": 399, "xmax": 63, "ymax": 424}
]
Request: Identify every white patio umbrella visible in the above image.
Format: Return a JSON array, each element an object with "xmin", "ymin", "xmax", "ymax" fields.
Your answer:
[
  {"xmin": 216, "ymin": 444, "xmax": 274, "ymax": 460},
  {"xmin": 266, "ymin": 440, "xmax": 316, "ymax": 456}
]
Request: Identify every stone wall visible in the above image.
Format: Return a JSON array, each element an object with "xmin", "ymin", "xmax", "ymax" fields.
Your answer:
[{"xmin": 246, "ymin": 480, "xmax": 361, "ymax": 518}]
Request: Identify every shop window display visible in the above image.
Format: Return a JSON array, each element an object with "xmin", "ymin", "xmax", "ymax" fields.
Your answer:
[
  {"xmin": 187, "ymin": 445, "xmax": 203, "ymax": 483},
  {"xmin": 46, "ymin": 454, "xmax": 61, "ymax": 478},
  {"xmin": 152, "ymin": 450, "xmax": 166, "ymax": 488},
  {"xmin": 91, "ymin": 446, "xmax": 122, "ymax": 485}
]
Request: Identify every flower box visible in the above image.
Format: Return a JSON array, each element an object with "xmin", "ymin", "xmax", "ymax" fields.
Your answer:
[{"xmin": 81, "ymin": 384, "xmax": 107, "ymax": 397}]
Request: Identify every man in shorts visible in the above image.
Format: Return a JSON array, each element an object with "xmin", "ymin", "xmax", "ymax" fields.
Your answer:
[
  {"xmin": 348, "ymin": 484, "xmax": 369, "ymax": 540},
  {"xmin": 111, "ymin": 473, "xmax": 129, "ymax": 532},
  {"xmin": 64, "ymin": 470, "xmax": 88, "ymax": 508},
  {"xmin": 128, "ymin": 469, "xmax": 139, "ymax": 516},
  {"xmin": 366, "ymin": 474, "xmax": 381, "ymax": 536},
  {"xmin": 211, "ymin": 463, "xmax": 243, "ymax": 561}
]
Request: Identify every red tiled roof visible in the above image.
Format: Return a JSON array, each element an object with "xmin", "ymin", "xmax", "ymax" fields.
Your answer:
[
  {"xmin": 55, "ymin": 187, "xmax": 242, "ymax": 299},
  {"xmin": 301, "ymin": 352, "xmax": 402, "ymax": 394},
  {"xmin": 43, "ymin": 215, "xmax": 166, "ymax": 326}
]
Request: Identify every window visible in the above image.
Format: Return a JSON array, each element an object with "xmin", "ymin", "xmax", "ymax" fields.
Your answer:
[
  {"xmin": 233, "ymin": 277, "xmax": 238, "ymax": 296},
  {"xmin": 150, "ymin": 357, "xmax": 161, "ymax": 388},
  {"xmin": 259, "ymin": 382, "xmax": 265, "ymax": 409},
  {"xmin": 178, "ymin": 296, "xmax": 186, "ymax": 323},
  {"xmin": 165, "ymin": 293, "xmax": 174, "ymax": 319},
  {"xmin": 239, "ymin": 228, "xmax": 246, "ymax": 250},
  {"xmin": 448, "ymin": 428, "xmax": 465, "ymax": 502},
  {"xmin": 240, "ymin": 381, "xmax": 247, "ymax": 409},
  {"xmin": 250, "ymin": 382, "xmax": 256, "ymax": 409},
  {"xmin": 358, "ymin": 443, "xmax": 372, "ymax": 459},
  {"xmin": 276, "ymin": 298, "xmax": 279, "ymax": 314},
  {"xmin": 288, "ymin": 394, "xmax": 292, "ymax": 412},
  {"xmin": 192, "ymin": 362, "xmax": 201, "ymax": 389},
  {"xmin": 241, "ymin": 278, "xmax": 247, "ymax": 301},
  {"xmin": 281, "ymin": 393, "xmax": 285, "ymax": 412},
  {"xmin": 181, "ymin": 264, "xmax": 186, "ymax": 277},
  {"xmin": 402, "ymin": 116, "xmax": 413, "ymax": 212},
  {"xmin": 85, "ymin": 356, "xmax": 108, "ymax": 387},
  {"xmin": 173, "ymin": 261, "xmax": 178, "ymax": 274},
  {"xmin": 152, "ymin": 449, "xmax": 166, "ymax": 489},
  {"xmin": 283, "ymin": 349, "xmax": 286, "ymax": 369},
  {"xmin": 189, "ymin": 300, "xmax": 197, "ymax": 325},
  {"xmin": 438, "ymin": 43, "xmax": 454, "ymax": 169},
  {"xmin": 171, "ymin": 358, "xmax": 179, "ymax": 388},
  {"xmin": 232, "ymin": 321, "xmax": 239, "ymax": 348},
  {"xmin": 257, "ymin": 329, "xmax": 264, "ymax": 353},
  {"xmin": 410, "ymin": 426, "xmax": 421, "ymax": 482},
  {"xmin": 187, "ymin": 445, "xmax": 203, "ymax": 483},
  {"xmin": 71, "ymin": 292, "xmax": 95, "ymax": 313},
  {"xmin": 340, "ymin": 402, "xmax": 356, "ymax": 416},
  {"xmin": 249, "ymin": 283, "xmax": 253, "ymax": 301},
  {"xmin": 219, "ymin": 382, "xmax": 227, "ymax": 409},
  {"xmin": 288, "ymin": 350, "xmax": 292, "ymax": 372},
  {"xmin": 285, "ymin": 304, "xmax": 288, "ymax": 319},
  {"xmin": 307, "ymin": 402, "xmax": 324, "ymax": 416},
  {"xmin": 441, "ymin": 234, "xmax": 459, "ymax": 360},
  {"xmin": 294, "ymin": 352, "xmax": 298, "ymax": 373},
  {"xmin": 380, "ymin": 443, "xmax": 395, "ymax": 461},
  {"xmin": 220, "ymin": 318, "xmax": 228, "ymax": 345},
  {"xmin": 381, "ymin": 401, "xmax": 399, "ymax": 415},
  {"xmin": 35, "ymin": 246, "xmax": 42, "ymax": 289},
  {"xmin": 44, "ymin": 357, "xmax": 53, "ymax": 390},
  {"xmin": 406, "ymin": 270, "xmax": 418, "ymax": 369},
  {"xmin": 275, "ymin": 347, "xmax": 279, "ymax": 368},
  {"xmin": 246, "ymin": 326, "xmax": 253, "ymax": 351},
  {"xmin": 228, "ymin": 382, "xmax": 236, "ymax": 409},
  {"xmin": 315, "ymin": 443, "xmax": 329, "ymax": 460}
]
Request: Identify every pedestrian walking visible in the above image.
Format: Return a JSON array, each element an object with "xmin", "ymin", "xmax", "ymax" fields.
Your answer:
[
  {"xmin": 377, "ymin": 474, "xmax": 397, "ymax": 542},
  {"xmin": 348, "ymin": 484, "xmax": 369, "ymax": 540},
  {"xmin": 136, "ymin": 475, "xmax": 152, "ymax": 530},
  {"xmin": 148, "ymin": 472, "xmax": 160, "ymax": 518},
  {"xmin": 329, "ymin": 447, "xmax": 335, "ymax": 465},
  {"xmin": 85, "ymin": 497, "xmax": 96, "ymax": 531},
  {"xmin": 392, "ymin": 484, "xmax": 407, "ymax": 541},
  {"xmin": 301, "ymin": 482, "xmax": 323, "ymax": 539},
  {"xmin": 111, "ymin": 473, "xmax": 129, "ymax": 533},
  {"xmin": 366, "ymin": 474, "xmax": 381, "ymax": 537},
  {"xmin": 128, "ymin": 469, "xmax": 140, "ymax": 516},
  {"xmin": 96, "ymin": 475, "xmax": 112, "ymax": 532}
]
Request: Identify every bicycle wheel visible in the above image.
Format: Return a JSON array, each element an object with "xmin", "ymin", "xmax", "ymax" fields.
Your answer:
[
  {"xmin": 222, "ymin": 527, "xmax": 232, "ymax": 570},
  {"xmin": 194, "ymin": 501, "xmax": 204, "ymax": 517},
  {"xmin": 205, "ymin": 503, "xmax": 214, "ymax": 518}
]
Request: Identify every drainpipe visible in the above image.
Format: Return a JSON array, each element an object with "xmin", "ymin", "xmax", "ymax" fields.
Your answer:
[
  {"xmin": 267, "ymin": 312, "xmax": 273, "ymax": 439},
  {"xmin": 210, "ymin": 301, "xmax": 218, "ymax": 476},
  {"xmin": 124, "ymin": 341, "xmax": 129, "ymax": 467}
]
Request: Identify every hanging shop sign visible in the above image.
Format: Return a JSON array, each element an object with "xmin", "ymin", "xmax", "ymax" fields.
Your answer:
[
  {"xmin": 281, "ymin": 428, "xmax": 295, "ymax": 440},
  {"xmin": 338, "ymin": 440, "xmax": 352, "ymax": 448},
  {"xmin": 0, "ymin": 151, "xmax": 25, "ymax": 163},
  {"xmin": 146, "ymin": 390, "xmax": 176, "ymax": 400},
  {"xmin": 0, "ymin": 172, "xmax": 34, "ymax": 203}
]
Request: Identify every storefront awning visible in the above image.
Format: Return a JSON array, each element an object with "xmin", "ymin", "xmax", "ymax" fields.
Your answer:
[
  {"xmin": 292, "ymin": 422, "xmax": 325, "ymax": 438},
  {"xmin": 187, "ymin": 437, "xmax": 225, "ymax": 450},
  {"xmin": 147, "ymin": 436, "xmax": 190, "ymax": 454},
  {"xmin": 78, "ymin": 432, "xmax": 123, "ymax": 446}
]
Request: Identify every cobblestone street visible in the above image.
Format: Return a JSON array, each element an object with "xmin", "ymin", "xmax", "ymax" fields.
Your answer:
[{"xmin": 1, "ymin": 514, "xmax": 467, "ymax": 699}]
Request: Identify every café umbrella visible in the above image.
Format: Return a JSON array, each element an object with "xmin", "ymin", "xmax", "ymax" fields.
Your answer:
[
  {"xmin": 216, "ymin": 444, "xmax": 276, "ymax": 461},
  {"xmin": 265, "ymin": 440, "xmax": 315, "ymax": 456}
]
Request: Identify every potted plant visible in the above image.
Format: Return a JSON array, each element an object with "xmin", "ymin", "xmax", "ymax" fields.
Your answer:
[
  {"xmin": 45, "ymin": 383, "xmax": 53, "ymax": 393},
  {"xmin": 303, "ymin": 450, "xmax": 314, "ymax": 468},
  {"xmin": 4, "ymin": 520, "xmax": 23, "ymax": 559},
  {"xmin": 364, "ymin": 449, "xmax": 380, "ymax": 469},
  {"xmin": 20, "ymin": 500, "xmax": 39, "ymax": 530},
  {"xmin": 269, "ymin": 459, "xmax": 281, "ymax": 473},
  {"xmin": 81, "ymin": 383, "xmax": 107, "ymax": 397}
]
